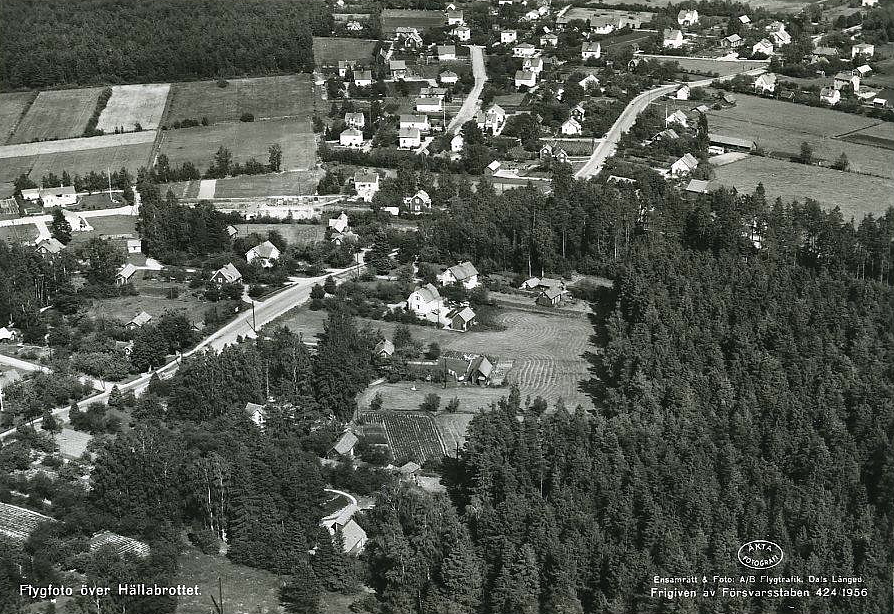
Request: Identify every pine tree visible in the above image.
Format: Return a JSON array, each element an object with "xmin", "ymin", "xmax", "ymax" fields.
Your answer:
[
  {"xmin": 280, "ymin": 559, "xmax": 320, "ymax": 614},
  {"xmin": 50, "ymin": 208, "xmax": 72, "ymax": 245},
  {"xmin": 311, "ymin": 527, "xmax": 356, "ymax": 594}
]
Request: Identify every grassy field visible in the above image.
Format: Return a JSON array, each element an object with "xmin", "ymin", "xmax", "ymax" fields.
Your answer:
[
  {"xmin": 8, "ymin": 88, "xmax": 104, "ymax": 144},
  {"xmin": 0, "ymin": 130, "xmax": 156, "ymax": 159},
  {"xmin": 705, "ymin": 94, "xmax": 893, "ymax": 178},
  {"xmin": 380, "ymin": 9, "xmax": 444, "ymax": 34},
  {"xmin": 0, "ymin": 155, "xmax": 37, "ymax": 183},
  {"xmin": 0, "ymin": 223, "xmax": 40, "ymax": 243},
  {"xmin": 163, "ymin": 74, "xmax": 314, "ymax": 126},
  {"xmin": 713, "ymin": 156, "xmax": 894, "ymax": 220},
  {"xmin": 640, "ymin": 56, "xmax": 764, "ymax": 77},
  {"xmin": 86, "ymin": 290, "xmax": 208, "ymax": 326},
  {"xmin": 97, "ymin": 83, "xmax": 170, "ymax": 132},
  {"xmin": 55, "ymin": 428, "xmax": 91, "ymax": 459},
  {"xmin": 157, "ymin": 118, "xmax": 314, "ymax": 172},
  {"xmin": 175, "ymin": 548, "xmax": 281, "ymax": 614},
  {"xmin": 435, "ymin": 412, "xmax": 475, "ymax": 454},
  {"xmin": 25, "ymin": 141, "xmax": 154, "ymax": 181},
  {"xmin": 234, "ymin": 222, "xmax": 325, "ymax": 245},
  {"xmin": 212, "ymin": 169, "xmax": 322, "ymax": 197},
  {"xmin": 0, "ymin": 92, "xmax": 35, "ymax": 144},
  {"xmin": 312, "ymin": 37, "xmax": 379, "ymax": 64},
  {"xmin": 67, "ymin": 214, "xmax": 136, "ymax": 240}
]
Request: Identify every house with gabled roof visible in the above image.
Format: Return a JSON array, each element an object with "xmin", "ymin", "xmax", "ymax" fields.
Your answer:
[
  {"xmin": 447, "ymin": 306, "xmax": 477, "ymax": 331},
  {"xmin": 246, "ymin": 240, "xmax": 281, "ymax": 268},
  {"xmin": 501, "ymin": 30, "xmax": 518, "ymax": 44},
  {"xmin": 515, "ymin": 70, "xmax": 537, "ymax": 88},
  {"xmin": 670, "ymin": 153, "xmax": 699, "ymax": 176},
  {"xmin": 537, "ymin": 287, "xmax": 566, "ymax": 307},
  {"xmin": 353, "ymin": 171, "xmax": 380, "ymax": 202},
  {"xmin": 340, "ymin": 127, "xmax": 364, "ymax": 148},
  {"xmin": 126, "ymin": 311, "xmax": 153, "ymax": 330},
  {"xmin": 437, "ymin": 45, "xmax": 457, "ymax": 61},
  {"xmin": 244, "ymin": 402, "xmax": 267, "ymax": 427},
  {"xmin": 453, "ymin": 24, "xmax": 471, "ymax": 41},
  {"xmin": 437, "ymin": 261, "xmax": 479, "ymax": 288},
  {"xmin": 344, "ymin": 112, "xmax": 366, "ymax": 129},
  {"xmin": 666, "ymin": 109, "xmax": 688, "ymax": 128},
  {"xmin": 581, "ymin": 42, "xmax": 602, "ymax": 60},
  {"xmin": 374, "ymin": 339, "xmax": 395, "ymax": 357},
  {"xmin": 677, "ymin": 8, "xmax": 698, "ymax": 26},
  {"xmin": 753, "ymin": 72, "xmax": 777, "ymax": 94},
  {"xmin": 663, "ymin": 29, "xmax": 684, "ymax": 49},
  {"xmin": 328, "ymin": 431, "xmax": 359, "ymax": 459},
  {"xmin": 561, "ymin": 117, "xmax": 583, "ymax": 135},
  {"xmin": 407, "ymin": 283, "xmax": 446, "ymax": 323},
  {"xmin": 752, "ymin": 39, "xmax": 774, "ymax": 57},
  {"xmin": 115, "ymin": 263, "xmax": 138, "ymax": 286},
  {"xmin": 36, "ymin": 237, "xmax": 65, "ymax": 256},
  {"xmin": 211, "ymin": 262, "xmax": 243, "ymax": 285}
]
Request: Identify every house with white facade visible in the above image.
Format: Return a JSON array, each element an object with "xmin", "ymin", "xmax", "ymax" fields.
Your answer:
[
  {"xmin": 581, "ymin": 42, "xmax": 602, "ymax": 60},
  {"xmin": 340, "ymin": 127, "xmax": 364, "ymax": 148},
  {"xmin": 677, "ymin": 8, "xmax": 698, "ymax": 26},
  {"xmin": 670, "ymin": 153, "xmax": 699, "ymax": 176},
  {"xmin": 407, "ymin": 283, "xmax": 447, "ymax": 324},
  {"xmin": 663, "ymin": 29, "xmax": 684, "ymax": 49},
  {"xmin": 437, "ymin": 261, "xmax": 479, "ymax": 289},
  {"xmin": 561, "ymin": 118, "xmax": 582, "ymax": 135},
  {"xmin": 400, "ymin": 114, "xmax": 430, "ymax": 132},
  {"xmin": 416, "ymin": 97, "xmax": 443, "ymax": 113},
  {"xmin": 353, "ymin": 171, "xmax": 380, "ymax": 202},
  {"xmin": 500, "ymin": 30, "xmax": 518, "ymax": 44},
  {"xmin": 246, "ymin": 240, "xmax": 281, "ymax": 268},
  {"xmin": 515, "ymin": 70, "xmax": 537, "ymax": 88},
  {"xmin": 399, "ymin": 127, "xmax": 422, "ymax": 149}
]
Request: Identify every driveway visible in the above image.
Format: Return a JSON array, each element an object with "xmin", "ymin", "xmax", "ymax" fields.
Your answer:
[{"xmin": 447, "ymin": 45, "xmax": 487, "ymax": 135}]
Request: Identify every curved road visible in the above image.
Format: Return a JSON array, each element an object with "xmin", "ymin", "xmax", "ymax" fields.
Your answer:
[
  {"xmin": 448, "ymin": 45, "xmax": 487, "ymax": 135},
  {"xmin": 575, "ymin": 67, "xmax": 768, "ymax": 179},
  {"xmin": 0, "ymin": 257, "xmax": 368, "ymax": 441}
]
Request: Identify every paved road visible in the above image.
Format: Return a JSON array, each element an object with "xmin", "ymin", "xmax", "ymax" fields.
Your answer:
[
  {"xmin": 448, "ymin": 45, "xmax": 487, "ymax": 135},
  {"xmin": 0, "ymin": 354, "xmax": 51, "ymax": 374},
  {"xmin": 0, "ymin": 257, "xmax": 368, "ymax": 441},
  {"xmin": 574, "ymin": 67, "xmax": 767, "ymax": 179}
]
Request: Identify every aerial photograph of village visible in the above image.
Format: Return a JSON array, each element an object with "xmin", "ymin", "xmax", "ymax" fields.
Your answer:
[{"xmin": 0, "ymin": 0, "xmax": 892, "ymax": 612}]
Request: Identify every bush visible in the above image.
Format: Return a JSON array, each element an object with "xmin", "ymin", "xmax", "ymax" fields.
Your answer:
[
  {"xmin": 419, "ymin": 393, "xmax": 440, "ymax": 412},
  {"xmin": 188, "ymin": 528, "xmax": 221, "ymax": 554},
  {"xmin": 240, "ymin": 112, "xmax": 255, "ymax": 122}
]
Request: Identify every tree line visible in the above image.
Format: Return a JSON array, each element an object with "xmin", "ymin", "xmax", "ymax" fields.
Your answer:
[{"xmin": 0, "ymin": 0, "xmax": 332, "ymax": 90}]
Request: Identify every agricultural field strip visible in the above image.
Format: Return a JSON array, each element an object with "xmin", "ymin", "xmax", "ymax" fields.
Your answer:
[
  {"xmin": 0, "ymin": 131, "xmax": 156, "ymax": 159},
  {"xmin": 96, "ymin": 84, "xmax": 171, "ymax": 133},
  {"xmin": 8, "ymin": 88, "xmax": 103, "ymax": 144}
]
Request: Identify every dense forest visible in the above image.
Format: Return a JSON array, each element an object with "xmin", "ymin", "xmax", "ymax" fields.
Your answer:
[
  {"xmin": 361, "ymin": 183, "xmax": 894, "ymax": 613},
  {"xmin": 0, "ymin": 0, "xmax": 332, "ymax": 89}
]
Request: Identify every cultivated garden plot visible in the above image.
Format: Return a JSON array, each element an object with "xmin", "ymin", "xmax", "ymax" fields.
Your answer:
[
  {"xmin": 96, "ymin": 83, "xmax": 170, "ymax": 133},
  {"xmin": 359, "ymin": 411, "xmax": 446, "ymax": 463},
  {"xmin": 8, "ymin": 87, "xmax": 104, "ymax": 144}
]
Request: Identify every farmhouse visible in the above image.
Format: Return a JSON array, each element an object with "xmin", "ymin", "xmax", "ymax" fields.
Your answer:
[
  {"xmin": 407, "ymin": 283, "xmax": 446, "ymax": 323},
  {"xmin": 211, "ymin": 263, "xmax": 243, "ymax": 285},
  {"xmin": 581, "ymin": 42, "xmax": 602, "ymax": 60},
  {"xmin": 246, "ymin": 240, "xmax": 280, "ymax": 268},
  {"xmin": 437, "ymin": 260, "xmax": 479, "ymax": 289},
  {"xmin": 437, "ymin": 45, "xmax": 457, "ymax": 61},
  {"xmin": 515, "ymin": 70, "xmax": 537, "ymax": 88},
  {"xmin": 752, "ymin": 39, "xmax": 774, "ymax": 56},
  {"xmin": 354, "ymin": 171, "xmax": 380, "ymax": 202},
  {"xmin": 329, "ymin": 431, "xmax": 359, "ymax": 459},
  {"xmin": 670, "ymin": 153, "xmax": 699, "ymax": 176},
  {"xmin": 722, "ymin": 34, "xmax": 742, "ymax": 48},
  {"xmin": 663, "ymin": 29, "xmax": 684, "ymax": 49},
  {"xmin": 399, "ymin": 127, "xmax": 422, "ymax": 149},
  {"xmin": 340, "ymin": 127, "xmax": 365, "ymax": 148},
  {"xmin": 446, "ymin": 9, "xmax": 464, "ymax": 25},
  {"xmin": 753, "ymin": 72, "xmax": 777, "ymax": 94},
  {"xmin": 416, "ymin": 97, "xmax": 443, "ymax": 113},
  {"xmin": 666, "ymin": 109, "xmax": 688, "ymax": 128},
  {"xmin": 820, "ymin": 86, "xmax": 841, "ymax": 106},
  {"xmin": 447, "ymin": 306, "xmax": 477, "ymax": 331},
  {"xmin": 404, "ymin": 189, "xmax": 432, "ymax": 212},
  {"xmin": 36, "ymin": 237, "xmax": 65, "ymax": 255},
  {"xmin": 22, "ymin": 186, "xmax": 78, "ymax": 208},
  {"xmin": 537, "ymin": 287, "xmax": 566, "ymax": 307},
  {"xmin": 453, "ymin": 25, "xmax": 471, "ymax": 41},
  {"xmin": 353, "ymin": 70, "xmax": 373, "ymax": 87},
  {"xmin": 513, "ymin": 43, "xmax": 539, "ymax": 58},
  {"xmin": 561, "ymin": 117, "xmax": 583, "ymax": 135},
  {"xmin": 677, "ymin": 8, "xmax": 698, "ymax": 26},
  {"xmin": 399, "ymin": 114, "xmax": 430, "ymax": 133},
  {"xmin": 374, "ymin": 339, "xmax": 395, "ymax": 357},
  {"xmin": 115, "ymin": 263, "xmax": 138, "ymax": 286},
  {"xmin": 126, "ymin": 311, "xmax": 152, "ymax": 330},
  {"xmin": 389, "ymin": 60, "xmax": 408, "ymax": 79}
]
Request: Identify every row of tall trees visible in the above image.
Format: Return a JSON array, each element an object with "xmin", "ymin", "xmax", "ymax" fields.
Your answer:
[{"xmin": 0, "ymin": 0, "xmax": 331, "ymax": 89}]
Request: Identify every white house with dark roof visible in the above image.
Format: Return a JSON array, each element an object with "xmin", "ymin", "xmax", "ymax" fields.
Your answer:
[
  {"xmin": 753, "ymin": 72, "xmax": 777, "ymax": 94},
  {"xmin": 500, "ymin": 30, "xmax": 518, "ymax": 44},
  {"xmin": 677, "ymin": 8, "xmax": 698, "ymax": 26},
  {"xmin": 416, "ymin": 97, "xmax": 443, "ymax": 113},
  {"xmin": 399, "ymin": 127, "xmax": 422, "ymax": 149},
  {"xmin": 752, "ymin": 39, "xmax": 774, "ymax": 57},
  {"xmin": 400, "ymin": 114, "xmax": 430, "ymax": 132},
  {"xmin": 407, "ymin": 283, "xmax": 447, "ymax": 323},
  {"xmin": 344, "ymin": 112, "xmax": 365, "ymax": 129},
  {"xmin": 352, "ymin": 70, "xmax": 373, "ymax": 87},
  {"xmin": 211, "ymin": 262, "xmax": 243, "ymax": 285},
  {"xmin": 246, "ymin": 240, "xmax": 281, "ymax": 268},
  {"xmin": 437, "ymin": 261, "xmax": 479, "ymax": 288},
  {"xmin": 663, "ymin": 29, "xmax": 684, "ymax": 49},
  {"xmin": 340, "ymin": 127, "xmax": 364, "ymax": 148},
  {"xmin": 513, "ymin": 43, "xmax": 539, "ymax": 58},
  {"xmin": 581, "ymin": 42, "xmax": 602, "ymax": 60},
  {"xmin": 437, "ymin": 45, "xmax": 457, "ymax": 60},
  {"xmin": 670, "ymin": 153, "xmax": 699, "ymax": 176},
  {"xmin": 353, "ymin": 171, "xmax": 380, "ymax": 202},
  {"xmin": 453, "ymin": 24, "xmax": 471, "ymax": 41},
  {"xmin": 446, "ymin": 9, "xmax": 464, "ymax": 25}
]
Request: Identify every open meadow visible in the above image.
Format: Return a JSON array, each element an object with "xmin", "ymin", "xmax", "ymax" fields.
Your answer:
[
  {"xmin": 705, "ymin": 94, "xmax": 894, "ymax": 178},
  {"xmin": 8, "ymin": 87, "xmax": 103, "ymax": 144},
  {"xmin": 26, "ymin": 141, "xmax": 154, "ymax": 181},
  {"xmin": 163, "ymin": 74, "xmax": 314, "ymax": 125},
  {"xmin": 157, "ymin": 118, "xmax": 314, "ymax": 172},
  {"xmin": 380, "ymin": 9, "xmax": 444, "ymax": 35},
  {"xmin": 640, "ymin": 56, "xmax": 768, "ymax": 77},
  {"xmin": 312, "ymin": 37, "xmax": 379, "ymax": 64},
  {"xmin": 234, "ymin": 222, "xmax": 325, "ymax": 245},
  {"xmin": 0, "ymin": 92, "xmax": 35, "ymax": 144},
  {"xmin": 96, "ymin": 83, "xmax": 170, "ymax": 132},
  {"xmin": 713, "ymin": 156, "xmax": 894, "ymax": 220},
  {"xmin": 213, "ymin": 169, "xmax": 322, "ymax": 197}
]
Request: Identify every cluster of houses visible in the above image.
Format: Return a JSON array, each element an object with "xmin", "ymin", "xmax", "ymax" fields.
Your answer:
[{"xmin": 406, "ymin": 260, "xmax": 480, "ymax": 330}]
